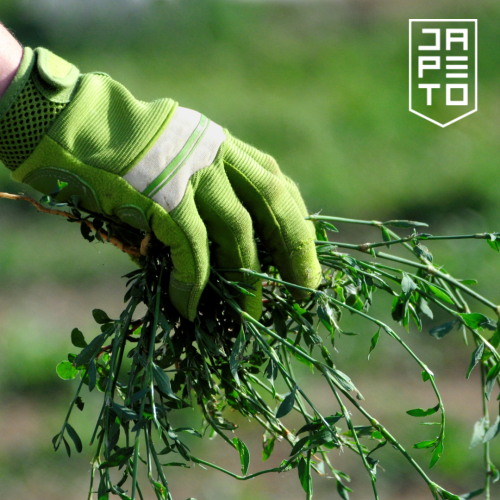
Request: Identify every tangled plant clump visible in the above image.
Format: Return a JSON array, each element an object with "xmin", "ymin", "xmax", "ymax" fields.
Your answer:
[{"xmin": 2, "ymin": 190, "xmax": 500, "ymax": 500}]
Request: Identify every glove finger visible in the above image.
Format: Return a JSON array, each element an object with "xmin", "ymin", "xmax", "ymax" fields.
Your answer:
[
  {"xmin": 229, "ymin": 135, "xmax": 279, "ymax": 175},
  {"xmin": 194, "ymin": 160, "xmax": 262, "ymax": 319},
  {"xmin": 281, "ymin": 175, "xmax": 316, "ymax": 241},
  {"xmin": 223, "ymin": 136, "xmax": 321, "ymax": 299},
  {"xmin": 150, "ymin": 182, "xmax": 210, "ymax": 321},
  {"xmin": 230, "ymin": 135, "xmax": 316, "ymax": 240}
]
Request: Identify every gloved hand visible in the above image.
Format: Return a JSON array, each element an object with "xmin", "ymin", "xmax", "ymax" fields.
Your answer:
[{"xmin": 0, "ymin": 47, "xmax": 321, "ymax": 321}]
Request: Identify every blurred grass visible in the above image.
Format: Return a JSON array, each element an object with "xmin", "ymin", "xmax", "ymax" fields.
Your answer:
[{"xmin": 1, "ymin": 0, "xmax": 500, "ymax": 498}]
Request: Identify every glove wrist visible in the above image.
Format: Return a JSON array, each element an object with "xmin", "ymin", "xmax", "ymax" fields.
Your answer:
[
  {"xmin": 0, "ymin": 47, "xmax": 80, "ymax": 171},
  {"xmin": 0, "ymin": 47, "xmax": 35, "ymax": 123}
]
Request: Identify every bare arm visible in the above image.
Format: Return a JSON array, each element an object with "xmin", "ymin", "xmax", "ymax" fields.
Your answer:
[{"xmin": 0, "ymin": 23, "xmax": 23, "ymax": 99}]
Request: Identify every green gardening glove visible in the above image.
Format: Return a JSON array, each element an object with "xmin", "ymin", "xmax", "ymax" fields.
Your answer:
[{"xmin": 0, "ymin": 47, "xmax": 321, "ymax": 321}]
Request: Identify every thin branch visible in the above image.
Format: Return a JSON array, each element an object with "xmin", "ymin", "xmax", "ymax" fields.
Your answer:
[
  {"xmin": 319, "ymin": 231, "xmax": 500, "ymax": 253},
  {"xmin": 0, "ymin": 191, "xmax": 141, "ymax": 257}
]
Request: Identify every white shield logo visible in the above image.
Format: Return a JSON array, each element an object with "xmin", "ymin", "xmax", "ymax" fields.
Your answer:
[{"xmin": 409, "ymin": 19, "xmax": 477, "ymax": 127}]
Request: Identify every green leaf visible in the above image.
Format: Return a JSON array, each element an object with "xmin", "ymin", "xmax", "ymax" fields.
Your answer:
[
  {"xmin": 296, "ymin": 414, "xmax": 342, "ymax": 435},
  {"xmin": 88, "ymin": 359, "xmax": 97, "ymax": 392},
  {"xmin": 289, "ymin": 345, "xmax": 314, "ymax": 369},
  {"xmin": 413, "ymin": 438, "xmax": 438, "ymax": 449},
  {"xmin": 485, "ymin": 362, "xmax": 500, "ymax": 399},
  {"xmin": 429, "ymin": 439, "xmax": 443, "ymax": 469},
  {"xmin": 381, "ymin": 226, "xmax": 392, "ymax": 247},
  {"xmin": 487, "ymin": 238, "xmax": 500, "ymax": 252},
  {"xmin": 491, "ymin": 462, "xmax": 500, "ymax": 483},
  {"xmin": 159, "ymin": 314, "xmax": 171, "ymax": 334},
  {"xmin": 298, "ymin": 457, "xmax": 312, "ymax": 495},
  {"xmin": 470, "ymin": 418, "xmax": 486, "ymax": 449},
  {"xmin": 71, "ymin": 328, "xmax": 87, "ymax": 348},
  {"xmin": 303, "ymin": 328, "xmax": 323, "ymax": 347},
  {"xmin": 265, "ymin": 358, "xmax": 278, "ymax": 383},
  {"xmin": 483, "ymin": 416, "xmax": 500, "ymax": 443},
  {"xmin": 66, "ymin": 423, "xmax": 83, "ymax": 453},
  {"xmin": 370, "ymin": 275, "xmax": 394, "ymax": 296},
  {"xmin": 56, "ymin": 361, "xmax": 78, "ymax": 380},
  {"xmin": 112, "ymin": 403, "xmax": 138, "ymax": 422},
  {"xmin": 233, "ymin": 437, "xmax": 250, "ymax": 475},
  {"xmin": 262, "ymin": 435, "xmax": 276, "ymax": 462},
  {"xmin": 401, "ymin": 273, "xmax": 417, "ymax": 294},
  {"xmin": 290, "ymin": 436, "xmax": 309, "ymax": 457},
  {"xmin": 92, "ymin": 309, "xmax": 111, "ymax": 324},
  {"xmin": 315, "ymin": 221, "xmax": 328, "ymax": 241},
  {"xmin": 426, "ymin": 284, "xmax": 454, "ymax": 304},
  {"xmin": 52, "ymin": 432, "xmax": 61, "ymax": 451},
  {"xmin": 152, "ymin": 364, "xmax": 179, "ymax": 400},
  {"xmin": 107, "ymin": 423, "xmax": 120, "ymax": 452},
  {"xmin": 429, "ymin": 321, "xmax": 456, "ymax": 339},
  {"xmin": 318, "ymin": 304, "xmax": 336, "ymax": 335},
  {"xmin": 467, "ymin": 343, "xmax": 485, "ymax": 379},
  {"xmin": 407, "ymin": 404, "xmax": 440, "ymax": 417},
  {"xmin": 343, "ymin": 425, "xmax": 375, "ymax": 438},
  {"xmin": 346, "ymin": 293, "xmax": 364, "ymax": 311},
  {"xmin": 409, "ymin": 303, "xmax": 422, "ymax": 331},
  {"xmin": 196, "ymin": 327, "xmax": 225, "ymax": 357},
  {"xmin": 326, "ymin": 368, "xmax": 356, "ymax": 393},
  {"xmin": 368, "ymin": 328, "xmax": 380, "ymax": 360},
  {"xmin": 75, "ymin": 396, "xmax": 84, "ymax": 411},
  {"xmin": 419, "ymin": 298, "xmax": 433, "ymax": 319},
  {"xmin": 391, "ymin": 295, "xmax": 405, "ymax": 323},
  {"xmin": 486, "ymin": 362, "xmax": 500, "ymax": 383},
  {"xmin": 309, "ymin": 428, "xmax": 337, "ymax": 447},
  {"xmin": 97, "ymin": 376, "xmax": 109, "ymax": 393},
  {"xmin": 383, "ymin": 219, "xmax": 428, "ymax": 228},
  {"xmin": 174, "ymin": 427, "xmax": 203, "ymax": 438},
  {"xmin": 230, "ymin": 327, "xmax": 246, "ymax": 385},
  {"xmin": 80, "ymin": 222, "xmax": 95, "ymax": 242},
  {"xmin": 490, "ymin": 330, "xmax": 500, "ymax": 349},
  {"xmin": 413, "ymin": 243, "xmax": 433, "ymax": 262},
  {"xmin": 74, "ymin": 332, "xmax": 107, "ymax": 367},
  {"xmin": 151, "ymin": 480, "xmax": 168, "ymax": 499},
  {"xmin": 99, "ymin": 447, "xmax": 135, "ymax": 469},
  {"xmin": 458, "ymin": 489, "xmax": 485, "ymax": 500},
  {"xmin": 458, "ymin": 279, "xmax": 478, "ymax": 286},
  {"xmin": 56, "ymin": 179, "xmax": 68, "ymax": 191},
  {"xmin": 98, "ymin": 472, "xmax": 108, "ymax": 500},
  {"xmin": 62, "ymin": 436, "xmax": 71, "ymax": 458},
  {"xmin": 421, "ymin": 370, "xmax": 431, "ymax": 382},
  {"xmin": 440, "ymin": 490, "xmax": 461, "ymax": 500},
  {"xmin": 336, "ymin": 480, "xmax": 352, "ymax": 500},
  {"xmin": 321, "ymin": 220, "xmax": 338, "ymax": 232},
  {"xmin": 460, "ymin": 313, "xmax": 496, "ymax": 331},
  {"xmin": 320, "ymin": 345, "xmax": 334, "ymax": 368},
  {"xmin": 272, "ymin": 308, "xmax": 287, "ymax": 338},
  {"xmin": 276, "ymin": 386, "xmax": 297, "ymax": 418}
]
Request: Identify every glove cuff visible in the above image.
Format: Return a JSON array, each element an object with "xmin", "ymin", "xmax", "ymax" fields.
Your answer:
[
  {"xmin": 0, "ymin": 47, "xmax": 34, "ymax": 122},
  {"xmin": 0, "ymin": 47, "xmax": 80, "ymax": 171}
]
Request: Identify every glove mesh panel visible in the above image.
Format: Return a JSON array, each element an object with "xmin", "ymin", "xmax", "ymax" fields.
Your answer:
[{"xmin": 0, "ymin": 79, "xmax": 66, "ymax": 171}]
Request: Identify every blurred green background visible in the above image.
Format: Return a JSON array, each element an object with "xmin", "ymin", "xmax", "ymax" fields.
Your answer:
[{"xmin": 1, "ymin": 0, "xmax": 500, "ymax": 498}]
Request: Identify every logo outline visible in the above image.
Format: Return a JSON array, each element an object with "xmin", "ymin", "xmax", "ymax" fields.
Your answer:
[{"xmin": 409, "ymin": 19, "xmax": 478, "ymax": 128}]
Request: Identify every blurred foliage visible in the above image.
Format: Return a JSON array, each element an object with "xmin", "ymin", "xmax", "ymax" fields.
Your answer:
[{"xmin": 1, "ymin": 0, "xmax": 500, "ymax": 499}]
